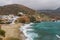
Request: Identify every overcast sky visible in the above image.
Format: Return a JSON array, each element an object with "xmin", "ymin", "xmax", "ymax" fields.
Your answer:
[{"xmin": 0, "ymin": 0, "xmax": 60, "ymax": 10}]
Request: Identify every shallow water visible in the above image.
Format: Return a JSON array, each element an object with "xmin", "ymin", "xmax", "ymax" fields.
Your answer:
[{"xmin": 20, "ymin": 22, "xmax": 60, "ymax": 40}]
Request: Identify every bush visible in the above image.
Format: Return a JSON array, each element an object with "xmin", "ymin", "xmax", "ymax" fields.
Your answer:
[
  {"xmin": 0, "ymin": 29, "xmax": 5, "ymax": 37},
  {"xmin": 0, "ymin": 20, "xmax": 3, "ymax": 24}
]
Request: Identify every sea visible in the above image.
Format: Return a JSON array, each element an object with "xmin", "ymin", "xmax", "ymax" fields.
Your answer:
[{"xmin": 20, "ymin": 21, "xmax": 60, "ymax": 40}]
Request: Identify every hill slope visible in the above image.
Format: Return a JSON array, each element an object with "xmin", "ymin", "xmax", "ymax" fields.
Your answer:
[
  {"xmin": 38, "ymin": 8, "xmax": 60, "ymax": 20},
  {"xmin": 0, "ymin": 4, "xmax": 36, "ymax": 15},
  {"xmin": 0, "ymin": 4, "xmax": 53, "ymax": 21}
]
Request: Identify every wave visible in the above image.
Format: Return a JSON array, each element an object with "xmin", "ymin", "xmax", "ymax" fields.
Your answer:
[{"xmin": 20, "ymin": 23, "xmax": 38, "ymax": 40}]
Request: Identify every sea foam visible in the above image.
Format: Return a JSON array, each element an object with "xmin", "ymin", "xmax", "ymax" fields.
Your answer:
[{"xmin": 20, "ymin": 23, "xmax": 38, "ymax": 40}]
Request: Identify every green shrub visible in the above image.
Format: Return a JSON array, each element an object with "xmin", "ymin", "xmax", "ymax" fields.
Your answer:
[
  {"xmin": 0, "ymin": 20, "xmax": 3, "ymax": 24},
  {"xmin": 0, "ymin": 29, "xmax": 5, "ymax": 37}
]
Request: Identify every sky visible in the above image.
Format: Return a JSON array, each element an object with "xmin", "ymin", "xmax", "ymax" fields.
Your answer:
[{"xmin": 0, "ymin": 0, "xmax": 60, "ymax": 10}]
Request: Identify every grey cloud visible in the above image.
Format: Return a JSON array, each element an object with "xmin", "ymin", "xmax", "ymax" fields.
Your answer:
[{"xmin": 0, "ymin": 0, "xmax": 60, "ymax": 10}]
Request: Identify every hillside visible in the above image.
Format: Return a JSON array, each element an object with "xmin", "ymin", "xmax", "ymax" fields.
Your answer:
[
  {"xmin": 0, "ymin": 4, "xmax": 53, "ymax": 22},
  {"xmin": 38, "ymin": 8, "xmax": 60, "ymax": 20},
  {"xmin": 0, "ymin": 4, "xmax": 36, "ymax": 15}
]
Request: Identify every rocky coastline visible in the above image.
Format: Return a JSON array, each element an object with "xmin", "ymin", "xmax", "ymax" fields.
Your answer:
[{"xmin": 0, "ymin": 4, "xmax": 59, "ymax": 40}]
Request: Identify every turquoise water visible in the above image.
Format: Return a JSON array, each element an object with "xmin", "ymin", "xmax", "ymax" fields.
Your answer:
[{"xmin": 27, "ymin": 22, "xmax": 60, "ymax": 40}]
